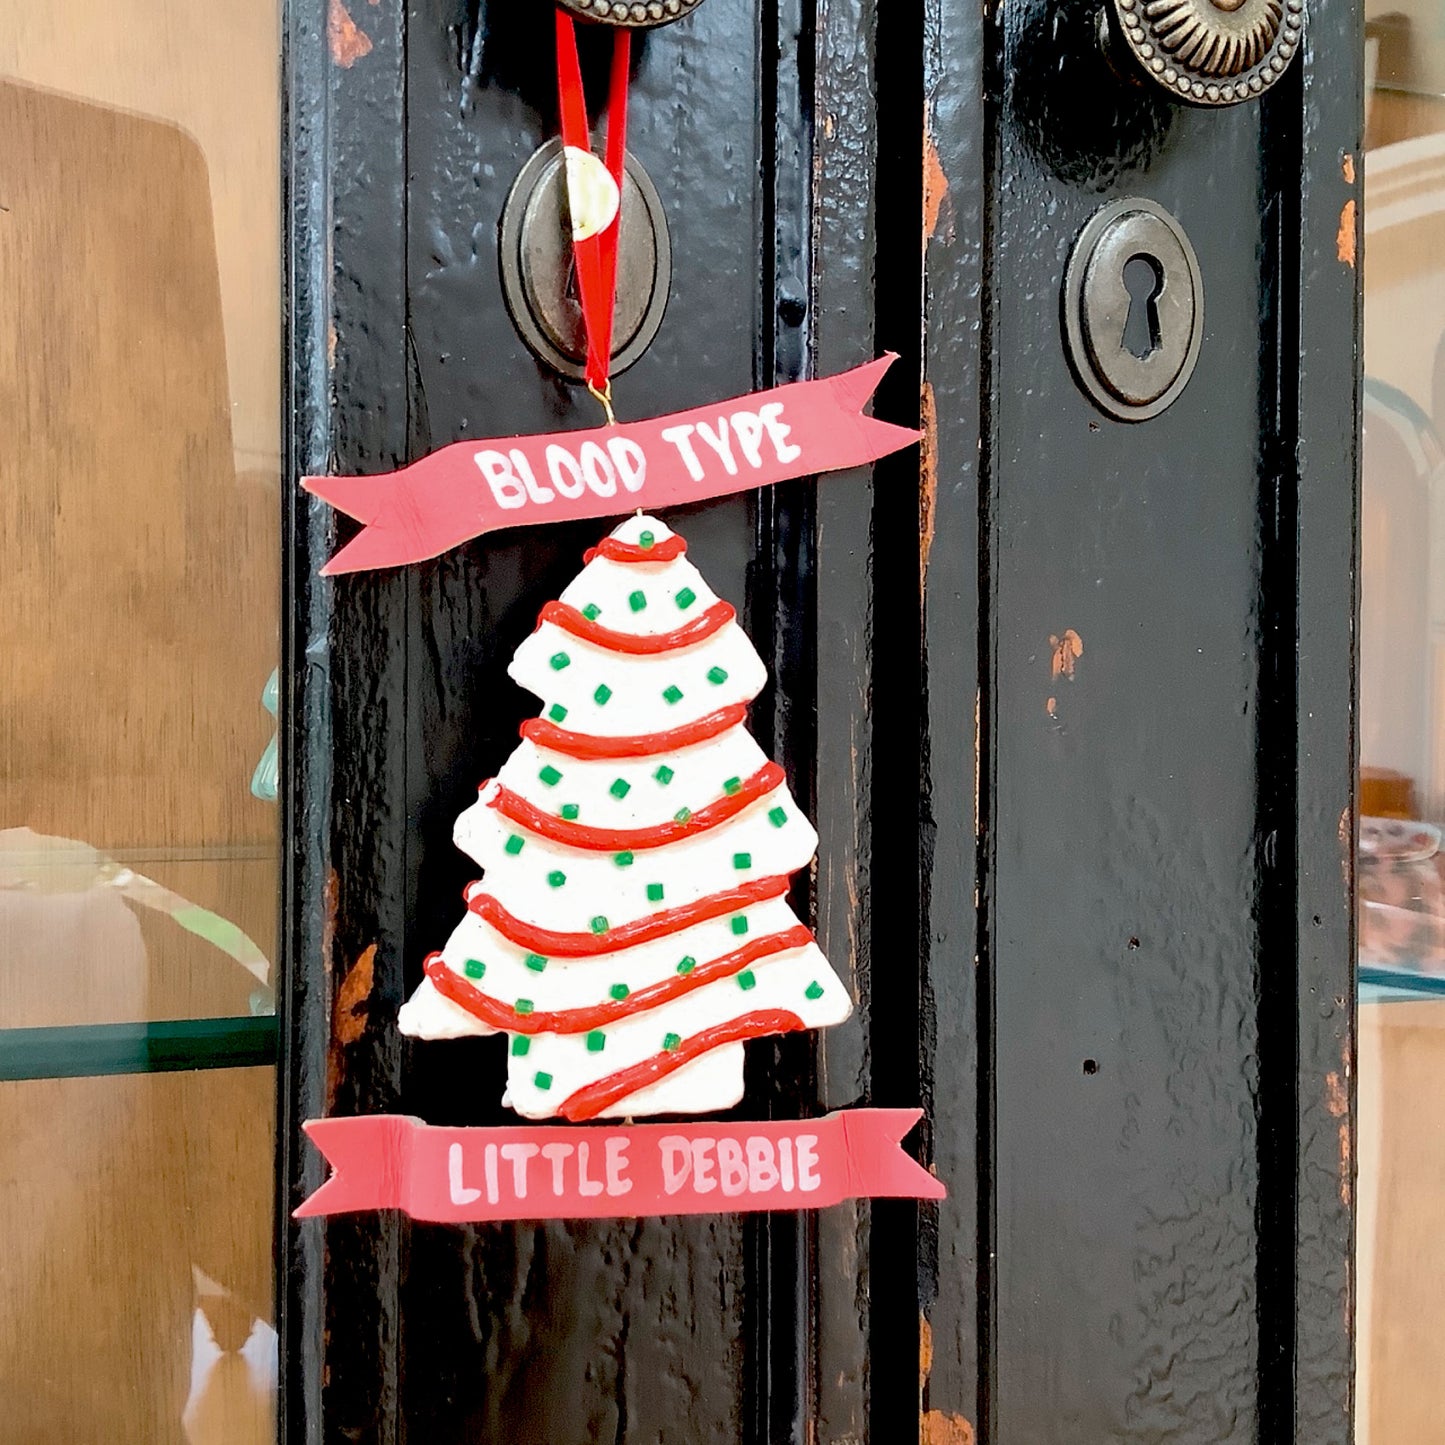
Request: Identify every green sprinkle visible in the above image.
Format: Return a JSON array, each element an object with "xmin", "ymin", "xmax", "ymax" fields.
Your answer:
[
  {"xmin": 731, "ymin": 916, "xmax": 750, "ymax": 937},
  {"xmin": 548, "ymin": 703, "xmax": 569, "ymax": 723},
  {"xmin": 723, "ymin": 776, "xmax": 742, "ymax": 795},
  {"xmin": 677, "ymin": 955, "xmax": 697, "ymax": 976},
  {"xmin": 615, "ymin": 851, "xmax": 635, "ymax": 867},
  {"xmin": 463, "ymin": 958, "xmax": 486, "ymax": 980},
  {"xmin": 676, "ymin": 587, "xmax": 697, "ymax": 610},
  {"xmin": 582, "ymin": 602, "xmax": 602, "ymax": 621},
  {"xmin": 654, "ymin": 765, "xmax": 675, "ymax": 785},
  {"xmin": 647, "ymin": 883, "xmax": 665, "ymax": 902},
  {"xmin": 733, "ymin": 852, "xmax": 753, "ymax": 870},
  {"xmin": 674, "ymin": 807, "xmax": 693, "ymax": 824},
  {"xmin": 610, "ymin": 983, "xmax": 631, "ymax": 1001},
  {"xmin": 539, "ymin": 765, "xmax": 562, "ymax": 787},
  {"xmin": 629, "ymin": 590, "xmax": 647, "ymax": 613},
  {"xmin": 515, "ymin": 999, "xmax": 535, "ymax": 1016},
  {"xmin": 737, "ymin": 970, "xmax": 757, "ymax": 991},
  {"xmin": 769, "ymin": 807, "xmax": 788, "ymax": 828},
  {"xmin": 534, "ymin": 1071, "xmax": 553, "ymax": 1091},
  {"xmin": 511, "ymin": 1035, "xmax": 531, "ymax": 1057},
  {"xmin": 639, "ymin": 530, "xmax": 656, "ymax": 549},
  {"xmin": 550, "ymin": 652, "xmax": 571, "ymax": 671},
  {"xmin": 663, "ymin": 685, "xmax": 684, "ymax": 705},
  {"xmin": 594, "ymin": 683, "xmax": 613, "ymax": 706},
  {"xmin": 587, "ymin": 1031, "xmax": 607, "ymax": 1053},
  {"xmin": 561, "ymin": 803, "xmax": 581, "ymax": 821},
  {"xmin": 806, "ymin": 981, "xmax": 826, "ymax": 1001},
  {"xmin": 505, "ymin": 835, "xmax": 525, "ymax": 856},
  {"xmin": 524, "ymin": 953, "xmax": 548, "ymax": 973},
  {"xmin": 707, "ymin": 666, "xmax": 729, "ymax": 685},
  {"xmin": 610, "ymin": 777, "xmax": 631, "ymax": 799},
  {"xmin": 590, "ymin": 916, "xmax": 610, "ymax": 934},
  {"xmin": 663, "ymin": 1032, "xmax": 682, "ymax": 1052},
  {"xmin": 547, "ymin": 870, "xmax": 567, "ymax": 889}
]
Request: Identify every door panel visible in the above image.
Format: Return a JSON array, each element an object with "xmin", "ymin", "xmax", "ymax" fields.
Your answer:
[
  {"xmin": 991, "ymin": 20, "xmax": 1272, "ymax": 1441},
  {"xmin": 282, "ymin": 3, "xmax": 887, "ymax": 1437},
  {"xmin": 281, "ymin": 1, "xmax": 1358, "ymax": 1440}
]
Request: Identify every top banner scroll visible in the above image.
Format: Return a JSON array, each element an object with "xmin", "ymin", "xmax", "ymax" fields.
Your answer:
[{"xmin": 302, "ymin": 355, "xmax": 918, "ymax": 575}]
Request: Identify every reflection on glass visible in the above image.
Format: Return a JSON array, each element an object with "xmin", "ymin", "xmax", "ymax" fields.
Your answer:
[
  {"xmin": 1360, "ymin": 5, "xmax": 1445, "ymax": 1439},
  {"xmin": 2, "ymin": 1070, "xmax": 277, "ymax": 1441},
  {"xmin": 0, "ymin": 2, "xmax": 280, "ymax": 1439}
]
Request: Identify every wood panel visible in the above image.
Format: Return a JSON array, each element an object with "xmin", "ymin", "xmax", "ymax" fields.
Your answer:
[
  {"xmin": 1358, "ymin": 1004, "xmax": 1445, "ymax": 1442},
  {"xmin": 0, "ymin": 0, "xmax": 282, "ymax": 475},
  {"xmin": 0, "ymin": 80, "xmax": 275, "ymax": 863},
  {"xmin": 0, "ymin": 1068, "xmax": 275, "ymax": 1443}
]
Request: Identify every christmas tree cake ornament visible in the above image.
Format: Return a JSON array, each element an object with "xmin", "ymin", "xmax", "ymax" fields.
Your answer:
[
  {"xmin": 397, "ymin": 513, "xmax": 851, "ymax": 1120},
  {"xmin": 296, "ymin": 513, "xmax": 946, "ymax": 1221},
  {"xmin": 295, "ymin": 3, "xmax": 941, "ymax": 1226}
]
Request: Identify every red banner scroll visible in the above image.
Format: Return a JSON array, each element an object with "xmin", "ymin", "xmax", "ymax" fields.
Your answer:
[
  {"xmin": 303, "ymin": 356, "xmax": 919, "ymax": 575},
  {"xmin": 295, "ymin": 1109, "xmax": 943, "ymax": 1222}
]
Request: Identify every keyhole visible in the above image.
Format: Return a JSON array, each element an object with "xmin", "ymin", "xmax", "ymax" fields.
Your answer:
[{"xmin": 1121, "ymin": 253, "xmax": 1164, "ymax": 360}]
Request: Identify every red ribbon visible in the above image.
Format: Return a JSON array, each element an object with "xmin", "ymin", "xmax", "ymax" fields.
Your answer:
[
  {"xmin": 555, "ymin": 11, "xmax": 631, "ymax": 400},
  {"xmin": 294, "ymin": 1110, "xmax": 945, "ymax": 1222}
]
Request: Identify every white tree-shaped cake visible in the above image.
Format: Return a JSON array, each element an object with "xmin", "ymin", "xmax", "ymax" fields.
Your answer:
[{"xmin": 399, "ymin": 514, "xmax": 852, "ymax": 1120}]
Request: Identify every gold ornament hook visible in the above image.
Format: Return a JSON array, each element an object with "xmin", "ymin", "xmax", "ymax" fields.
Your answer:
[{"xmin": 588, "ymin": 380, "xmax": 618, "ymax": 427}]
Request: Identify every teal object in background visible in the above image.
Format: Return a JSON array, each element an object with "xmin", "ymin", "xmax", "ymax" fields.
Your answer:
[{"xmin": 251, "ymin": 669, "xmax": 279, "ymax": 802}]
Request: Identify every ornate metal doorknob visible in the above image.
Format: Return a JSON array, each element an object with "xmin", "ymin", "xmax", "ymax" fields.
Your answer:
[
  {"xmin": 557, "ymin": 0, "xmax": 706, "ymax": 26},
  {"xmin": 1108, "ymin": 0, "xmax": 1304, "ymax": 104}
]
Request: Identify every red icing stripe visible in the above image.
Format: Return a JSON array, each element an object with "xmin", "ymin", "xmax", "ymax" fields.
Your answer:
[
  {"xmin": 425, "ymin": 926, "xmax": 813, "ymax": 1035},
  {"xmin": 468, "ymin": 875, "xmax": 791, "ymax": 956},
  {"xmin": 488, "ymin": 762, "xmax": 784, "ymax": 850},
  {"xmin": 539, "ymin": 599, "xmax": 734, "ymax": 654},
  {"xmin": 558, "ymin": 1009, "xmax": 808, "ymax": 1122},
  {"xmin": 521, "ymin": 703, "xmax": 747, "ymax": 759},
  {"xmin": 582, "ymin": 535, "xmax": 688, "ymax": 564}
]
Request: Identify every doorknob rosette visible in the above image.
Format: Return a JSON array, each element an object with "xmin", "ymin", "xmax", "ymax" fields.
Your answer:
[
  {"xmin": 558, "ymin": 0, "xmax": 706, "ymax": 26},
  {"xmin": 1109, "ymin": 0, "xmax": 1303, "ymax": 105}
]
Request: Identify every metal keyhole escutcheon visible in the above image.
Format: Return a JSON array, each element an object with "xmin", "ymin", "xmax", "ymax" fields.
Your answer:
[
  {"xmin": 500, "ymin": 140, "xmax": 672, "ymax": 382},
  {"xmin": 1063, "ymin": 198, "xmax": 1203, "ymax": 422}
]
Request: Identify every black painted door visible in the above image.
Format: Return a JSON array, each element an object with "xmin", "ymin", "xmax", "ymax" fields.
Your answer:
[{"xmin": 279, "ymin": 1, "xmax": 1360, "ymax": 1440}]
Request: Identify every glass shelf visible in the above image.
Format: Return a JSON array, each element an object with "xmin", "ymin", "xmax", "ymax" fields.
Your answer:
[
  {"xmin": 1360, "ymin": 964, "xmax": 1445, "ymax": 1003},
  {"xmin": 0, "ymin": 1016, "xmax": 279, "ymax": 1081}
]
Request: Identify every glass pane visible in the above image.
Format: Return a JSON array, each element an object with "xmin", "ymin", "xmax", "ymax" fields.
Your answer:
[
  {"xmin": 0, "ymin": 6, "xmax": 281, "ymax": 1029},
  {"xmin": 0, "ymin": 2, "xmax": 281, "ymax": 1439},
  {"xmin": 1360, "ymin": 4, "xmax": 1445, "ymax": 1437}
]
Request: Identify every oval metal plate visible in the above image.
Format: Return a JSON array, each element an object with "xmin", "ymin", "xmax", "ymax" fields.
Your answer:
[
  {"xmin": 1063, "ymin": 197, "xmax": 1203, "ymax": 423},
  {"xmin": 500, "ymin": 140, "xmax": 672, "ymax": 382}
]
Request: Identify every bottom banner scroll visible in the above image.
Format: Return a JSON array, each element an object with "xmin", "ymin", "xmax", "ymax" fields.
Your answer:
[{"xmin": 296, "ymin": 1108, "xmax": 944, "ymax": 1223}]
